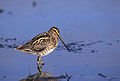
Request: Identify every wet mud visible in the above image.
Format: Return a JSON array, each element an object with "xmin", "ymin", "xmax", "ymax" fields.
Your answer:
[
  {"xmin": 21, "ymin": 72, "xmax": 71, "ymax": 81},
  {"xmin": 0, "ymin": 37, "xmax": 120, "ymax": 54},
  {"xmin": 98, "ymin": 73, "xmax": 119, "ymax": 81}
]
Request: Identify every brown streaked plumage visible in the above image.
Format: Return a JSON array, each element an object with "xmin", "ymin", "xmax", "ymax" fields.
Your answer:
[{"xmin": 15, "ymin": 27, "xmax": 70, "ymax": 66}]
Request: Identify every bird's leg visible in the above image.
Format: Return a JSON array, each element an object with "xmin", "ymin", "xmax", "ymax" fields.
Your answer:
[
  {"xmin": 37, "ymin": 56, "xmax": 44, "ymax": 65},
  {"xmin": 37, "ymin": 56, "xmax": 41, "ymax": 72},
  {"xmin": 39, "ymin": 56, "xmax": 44, "ymax": 65},
  {"xmin": 37, "ymin": 64, "xmax": 44, "ymax": 73},
  {"xmin": 38, "ymin": 64, "xmax": 44, "ymax": 73},
  {"xmin": 37, "ymin": 56, "xmax": 40, "ymax": 67},
  {"xmin": 37, "ymin": 56, "xmax": 44, "ymax": 73}
]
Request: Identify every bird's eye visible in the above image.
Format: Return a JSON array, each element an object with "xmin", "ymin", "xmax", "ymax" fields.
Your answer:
[{"xmin": 54, "ymin": 30, "xmax": 56, "ymax": 32}]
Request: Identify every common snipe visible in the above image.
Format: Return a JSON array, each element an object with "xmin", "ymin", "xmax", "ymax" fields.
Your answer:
[{"xmin": 15, "ymin": 27, "xmax": 70, "ymax": 66}]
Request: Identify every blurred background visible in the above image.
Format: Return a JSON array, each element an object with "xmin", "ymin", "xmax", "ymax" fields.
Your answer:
[
  {"xmin": 0, "ymin": 0, "xmax": 120, "ymax": 81},
  {"xmin": 0, "ymin": 0, "xmax": 119, "ymax": 40}
]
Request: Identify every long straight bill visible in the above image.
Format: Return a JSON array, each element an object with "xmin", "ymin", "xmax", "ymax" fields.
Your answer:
[{"xmin": 57, "ymin": 34, "xmax": 70, "ymax": 52}]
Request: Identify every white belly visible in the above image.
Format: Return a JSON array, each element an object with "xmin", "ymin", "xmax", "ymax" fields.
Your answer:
[{"xmin": 39, "ymin": 48, "xmax": 55, "ymax": 57}]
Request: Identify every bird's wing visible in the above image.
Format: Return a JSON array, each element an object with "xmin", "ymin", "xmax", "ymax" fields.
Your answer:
[
  {"xmin": 16, "ymin": 32, "xmax": 50, "ymax": 52},
  {"xmin": 25, "ymin": 32, "xmax": 50, "ymax": 45},
  {"xmin": 31, "ymin": 34, "xmax": 51, "ymax": 51}
]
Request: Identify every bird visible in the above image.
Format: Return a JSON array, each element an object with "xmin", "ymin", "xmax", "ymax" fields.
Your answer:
[{"xmin": 15, "ymin": 27, "xmax": 70, "ymax": 66}]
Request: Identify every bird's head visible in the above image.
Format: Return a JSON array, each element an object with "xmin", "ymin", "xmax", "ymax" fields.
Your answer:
[
  {"xmin": 48, "ymin": 26, "xmax": 60, "ymax": 36},
  {"xmin": 48, "ymin": 26, "xmax": 70, "ymax": 52}
]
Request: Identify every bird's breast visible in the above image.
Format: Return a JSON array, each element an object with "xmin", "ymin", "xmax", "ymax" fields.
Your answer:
[{"xmin": 50, "ymin": 37, "xmax": 58, "ymax": 47}]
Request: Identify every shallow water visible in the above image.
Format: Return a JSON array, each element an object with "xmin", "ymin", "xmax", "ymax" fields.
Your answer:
[{"xmin": 0, "ymin": 0, "xmax": 120, "ymax": 81}]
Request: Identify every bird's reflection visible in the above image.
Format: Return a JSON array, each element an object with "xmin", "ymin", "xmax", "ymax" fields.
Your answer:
[{"xmin": 20, "ymin": 64, "xmax": 71, "ymax": 81}]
